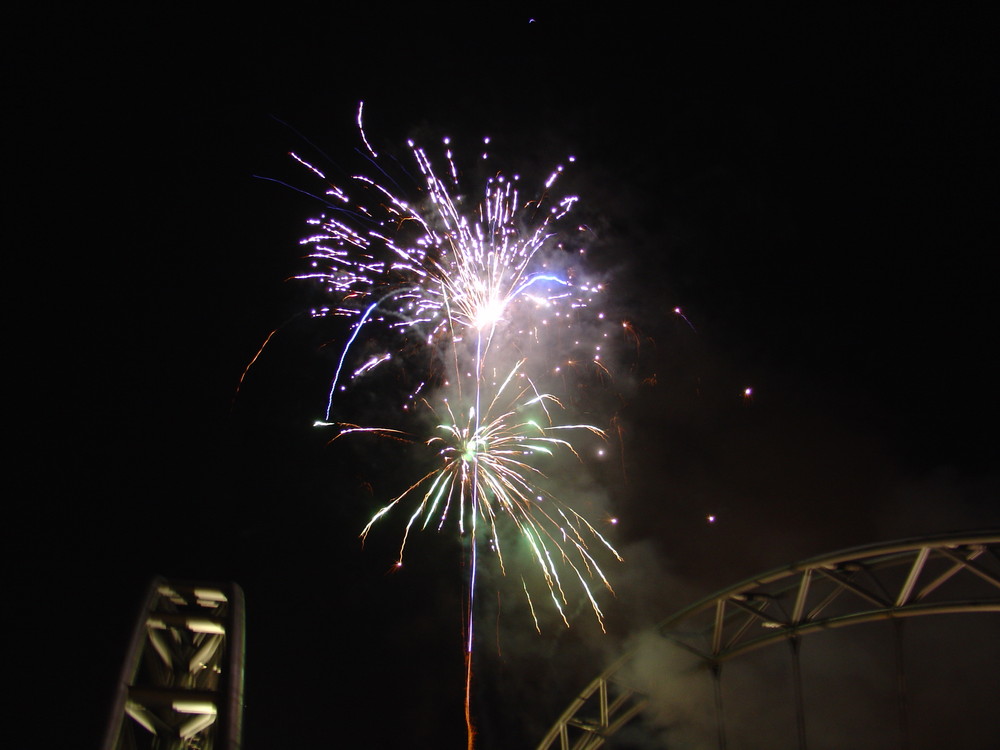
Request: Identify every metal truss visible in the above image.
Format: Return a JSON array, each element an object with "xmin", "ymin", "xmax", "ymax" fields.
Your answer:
[
  {"xmin": 102, "ymin": 577, "xmax": 246, "ymax": 750},
  {"xmin": 536, "ymin": 530, "xmax": 1000, "ymax": 750}
]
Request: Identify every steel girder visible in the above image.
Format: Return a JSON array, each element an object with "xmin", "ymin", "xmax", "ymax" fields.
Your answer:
[
  {"xmin": 102, "ymin": 577, "xmax": 246, "ymax": 750},
  {"xmin": 536, "ymin": 530, "xmax": 1000, "ymax": 750}
]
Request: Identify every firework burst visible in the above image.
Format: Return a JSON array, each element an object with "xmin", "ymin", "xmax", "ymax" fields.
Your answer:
[
  {"xmin": 284, "ymin": 103, "xmax": 622, "ymax": 745},
  {"xmin": 342, "ymin": 360, "xmax": 622, "ymax": 630},
  {"xmin": 293, "ymin": 119, "xmax": 602, "ymax": 418}
]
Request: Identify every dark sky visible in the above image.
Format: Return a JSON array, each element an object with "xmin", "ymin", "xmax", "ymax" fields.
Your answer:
[{"xmin": 13, "ymin": 7, "xmax": 999, "ymax": 748}]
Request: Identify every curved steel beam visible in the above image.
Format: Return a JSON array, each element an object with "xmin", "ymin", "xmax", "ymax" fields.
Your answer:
[{"xmin": 536, "ymin": 529, "xmax": 1000, "ymax": 750}]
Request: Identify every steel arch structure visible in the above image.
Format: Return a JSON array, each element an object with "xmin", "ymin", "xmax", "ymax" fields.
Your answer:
[
  {"xmin": 102, "ymin": 577, "xmax": 246, "ymax": 750},
  {"xmin": 537, "ymin": 530, "xmax": 1000, "ymax": 750}
]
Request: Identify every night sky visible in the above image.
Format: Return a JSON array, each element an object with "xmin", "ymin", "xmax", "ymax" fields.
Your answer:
[{"xmin": 13, "ymin": 7, "xmax": 999, "ymax": 748}]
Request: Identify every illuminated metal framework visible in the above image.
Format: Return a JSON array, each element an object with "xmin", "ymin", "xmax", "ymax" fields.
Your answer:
[
  {"xmin": 537, "ymin": 530, "xmax": 1000, "ymax": 750},
  {"xmin": 102, "ymin": 577, "xmax": 246, "ymax": 750}
]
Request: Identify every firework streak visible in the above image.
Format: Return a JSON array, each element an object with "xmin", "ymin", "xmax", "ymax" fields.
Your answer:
[{"xmin": 293, "ymin": 104, "xmax": 622, "ymax": 743}]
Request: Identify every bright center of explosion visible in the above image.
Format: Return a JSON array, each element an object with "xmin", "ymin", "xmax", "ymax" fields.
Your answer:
[
  {"xmin": 472, "ymin": 296, "xmax": 506, "ymax": 330},
  {"xmin": 463, "ymin": 436, "xmax": 486, "ymax": 463}
]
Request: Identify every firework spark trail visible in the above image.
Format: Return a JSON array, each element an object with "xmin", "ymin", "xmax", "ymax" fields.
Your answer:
[{"xmin": 292, "ymin": 104, "xmax": 622, "ymax": 744}]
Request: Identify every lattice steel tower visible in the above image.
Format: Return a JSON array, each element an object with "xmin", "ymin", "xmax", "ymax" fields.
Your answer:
[{"xmin": 102, "ymin": 577, "xmax": 246, "ymax": 750}]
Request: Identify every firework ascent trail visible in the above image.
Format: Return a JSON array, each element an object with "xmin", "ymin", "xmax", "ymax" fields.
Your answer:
[{"xmin": 287, "ymin": 103, "xmax": 623, "ymax": 746}]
